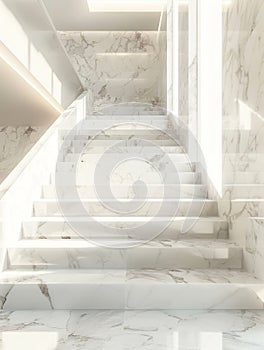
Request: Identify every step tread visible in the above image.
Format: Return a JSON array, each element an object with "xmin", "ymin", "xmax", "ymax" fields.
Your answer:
[
  {"xmin": 87, "ymin": 115, "xmax": 168, "ymax": 119},
  {"xmin": 35, "ymin": 198, "xmax": 215, "ymax": 203},
  {"xmin": 0, "ymin": 269, "xmax": 261, "ymax": 285},
  {"xmin": 25, "ymin": 216, "xmax": 227, "ymax": 222},
  {"xmin": 44, "ymin": 184, "xmax": 206, "ymax": 189},
  {"xmin": 9, "ymin": 239, "xmax": 240, "ymax": 250}
]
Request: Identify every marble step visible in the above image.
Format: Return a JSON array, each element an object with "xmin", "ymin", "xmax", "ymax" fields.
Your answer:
[
  {"xmin": 56, "ymin": 160, "xmax": 195, "ymax": 173},
  {"xmin": 42, "ymin": 184, "xmax": 207, "ymax": 199},
  {"xmin": 0, "ymin": 268, "xmax": 262, "ymax": 310},
  {"xmin": 223, "ymin": 172, "xmax": 264, "ymax": 184},
  {"xmin": 223, "ymin": 185, "xmax": 264, "ymax": 199},
  {"xmin": 87, "ymin": 114, "xmax": 167, "ymax": 121},
  {"xmin": 33, "ymin": 199, "xmax": 218, "ymax": 217},
  {"xmin": 61, "ymin": 138, "xmax": 179, "ymax": 147},
  {"xmin": 59, "ymin": 129, "xmax": 177, "ymax": 140},
  {"xmin": 7, "ymin": 239, "xmax": 242, "ymax": 270},
  {"xmin": 61, "ymin": 145, "xmax": 183, "ymax": 154},
  {"xmin": 52, "ymin": 171, "xmax": 201, "ymax": 185},
  {"xmin": 63, "ymin": 152, "xmax": 190, "ymax": 163},
  {"xmin": 78, "ymin": 119, "xmax": 170, "ymax": 129},
  {"xmin": 92, "ymin": 104, "xmax": 166, "ymax": 116},
  {"xmin": 22, "ymin": 216, "xmax": 228, "ymax": 240}
]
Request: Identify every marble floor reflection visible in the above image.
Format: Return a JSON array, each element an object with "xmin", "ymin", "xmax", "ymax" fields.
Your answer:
[{"xmin": 0, "ymin": 310, "xmax": 264, "ymax": 349}]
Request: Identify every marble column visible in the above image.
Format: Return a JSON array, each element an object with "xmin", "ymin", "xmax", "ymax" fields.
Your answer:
[
  {"xmin": 188, "ymin": 0, "xmax": 198, "ymax": 161},
  {"xmin": 167, "ymin": 0, "xmax": 178, "ymax": 115},
  {"xmin": 197, "ymin": 0, "xmax": 223, "ymax": 196}
]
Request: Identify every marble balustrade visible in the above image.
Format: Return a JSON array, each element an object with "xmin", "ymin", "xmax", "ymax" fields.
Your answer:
[{"xmin": 0, "ymin": 93, "xmax": 87, "ymax": 271}]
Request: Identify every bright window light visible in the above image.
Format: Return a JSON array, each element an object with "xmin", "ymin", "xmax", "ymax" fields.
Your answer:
[
  {"xmin": 87, "ymin": 0, "xmax": 196, "ymax": 12},
  {"xmin": 0, "ymin": 42, "xmax": 63, "ymax": 113},
  {"xmin": 200, "ymin": 332, "xmax": 223, "ymax": 350},
  {"xmin": 2, "ymin": 332, "xmax": 58, "ymax": 350},
  {"xmin": 87, "ymin": 0, "xmax": 167, "ymax": 12}
]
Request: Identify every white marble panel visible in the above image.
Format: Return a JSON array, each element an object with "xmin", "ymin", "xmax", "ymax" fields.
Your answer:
[
  {"xmin": 0, "ymin": 127, "xmax": 44, "ymax": 183},
  {"xmin": 59, "ymin": 31, "xmax": 166, "ymax": 111},
  {"xmin": 223, "ymin": 0, "xmax": 264, "ymax": 118},
  {"xmin": 245, "ymin": 217, "xmax": 264, "ymax": 280}
]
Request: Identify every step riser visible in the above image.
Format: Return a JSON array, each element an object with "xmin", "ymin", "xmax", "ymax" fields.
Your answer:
[
  {"xmin": 79, "ymin": 120, "xmax": 170, "ymax": 129},
  {"xmin": 61, "ymin": 139, "xmax": 178, "ymax": 147},
  {"xmin": 61, "ymin": 145, "xmax": 183, "ymax": 154},
  {"xmin": 92, "ymin": 105, "xmax": 166, "ymax": 116},
  {"xmin": 0, "ymin": 283, "xmax": 261, "ymax": 310},
  {"xmin": 62, "ymin": 153, "xmax": 190, "ymax": 163},
  {"xmin": 87, "ymin": 115, "xmax": 167, "ymax": 121},
  {"xmin": 56, "ymin": 161, "xmax": 195, "ymax": 173},
  {"xmin": 59, "ymin": 130, "xmax": 178, "ymax": 140},
  {"xmin": 52, "ymin": 172, "xmax": 201, "ymax": 185},
  {"xmin": 33, "ymin": 201, "xmax": 219, "ymax": 217},
  {"xmin": 42, "ymin": 185, "xmax": 207, "ymax": 199},
  {"xmin": 23, "ymin": 220, "xmax": 228, "ymax": 240},
  {"xmin": 8, "ymin": 246, "xmax": 241, "ymax": 270}
]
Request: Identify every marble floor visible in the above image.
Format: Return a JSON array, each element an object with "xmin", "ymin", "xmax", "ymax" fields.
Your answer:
[{"xmin": 0, "ymin": 310, "xmax": 264, "ymax": 349}]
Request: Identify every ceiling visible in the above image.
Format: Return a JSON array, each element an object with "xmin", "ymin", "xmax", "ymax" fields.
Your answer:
[{"xmin": 42, "ymin": 0, "xmax": 167, "ymax": 31}]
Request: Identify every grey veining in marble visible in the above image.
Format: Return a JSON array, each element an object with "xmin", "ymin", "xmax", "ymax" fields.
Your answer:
[
  {"xmin": 0, "ymin": 268, "xmax": 263, "ymax": 310},
  {"xmin": 0, "ymin": 127, "xmax": 44, "ymax": 183},
  {"xmin": 1, "ymin": 309, "xmax": 264, "ymax": 349},
  {"xmin": 59, "ymin": 31, "xmax": 166, "ymax": 112},
  {"xmin": 245, "ymin": 217, "xmax": 264, "ymax": 280},
  {"xmin": 223, "ymin": 0, "xmax": 264, "ymax": 118},
  {"xmin": 222, "ymin": 3, "xmax": 264, "ymax": 278}
]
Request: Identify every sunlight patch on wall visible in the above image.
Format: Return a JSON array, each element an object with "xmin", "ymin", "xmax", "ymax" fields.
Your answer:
[{"xmin": 0, "ymin": 2, "xmax": 62, "ymax": 107}]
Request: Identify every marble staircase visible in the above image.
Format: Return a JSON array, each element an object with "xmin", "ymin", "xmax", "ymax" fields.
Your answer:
[{"xmin": 1, "ymin": 113, "xmax": 264, "ymax": 310}]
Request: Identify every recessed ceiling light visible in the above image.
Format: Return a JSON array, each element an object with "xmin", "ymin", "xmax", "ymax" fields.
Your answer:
[{"xmin": 87, "ymin": 0, "xmax": 167, "ymax": 13}]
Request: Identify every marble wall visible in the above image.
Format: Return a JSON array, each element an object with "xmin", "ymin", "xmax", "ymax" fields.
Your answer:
[
  {"xmin": 220, "ymin": 0, "xmax": 264, "ymax": 279},
  {"xmin": 223, "ymin": 0, "xmax": 264, "ymax": 118},
  {"xmin": 221, "ymin": 106, "xmax": 264, "ymax": 279},
  {"xmin": 221, "ymin": 2, "xmax": 264, "ymax": 277},
  {"xmin": 0, "ymin": 127, "xmax": 44, "ymax": 183},
  {"xmin": 246, "ymin": 218, "xmax": 264, "ymax": 280},
  {"xmin": 59, "ymin": 31, "xmax": 167, "ymax": 112}
]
